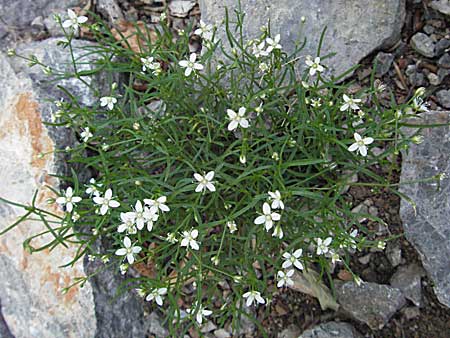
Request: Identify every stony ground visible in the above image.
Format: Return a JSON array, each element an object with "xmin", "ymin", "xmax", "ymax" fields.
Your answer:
[{"xmin": 1, "ymin": 0, "xmax": 450, "ymax": 337}]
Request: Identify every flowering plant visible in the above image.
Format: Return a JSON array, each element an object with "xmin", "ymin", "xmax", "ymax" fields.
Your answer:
[{"xmin": 1, "ymin": 8, "xmax": 435, "ymax": 336}]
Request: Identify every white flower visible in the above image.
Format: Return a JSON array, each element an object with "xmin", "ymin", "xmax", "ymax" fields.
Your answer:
[
  {"xmin": 117, "ymin": 212, "xmax": 137, "ymax": 234},
  {"xmin": 305, "ymin": 56, "xmax": 324, "ymax": 76},
  {"xmin": 62, "ymin": 9, "xmax": 88, "ymax": 33},
  {"xmin": 166, "ymin": 232, "xmax": 178, "ymax": 243},
  {"xmin": 71, "ymin": 211, "xmax": 80, "ymax": 222},
  {"xmin": 194, "ymin": 20, "xmax": 213, "ymax": 40},
  {"xmin": 129, "ymin": 200, "xmax": 154, "ymax": 230},
  {"xmin": 85, "ymin": 178, "xmax": 102, "ymax": 196},
  {"xmin": 282, "ymin": 249, "xmax": 304, "ymax": 270},
  {"xmin": 80, "ymin": 127, "xmax": 93, "ymax": 142},
  {"xmin": 348, "ymin": 132, "xmax": 374, "ymax": 157},
  {"xmin": 93, "ymin": 188, "xmax": 121, "ymax": 215},
  {"xmin": 277, "ymin": 269, "xmax": 294, "ymax": 288},
  {"xmin": 265, "ymin": 34, "xmax": 282, "ymax": 53},
  {"xmin": 180, "ymin": 229, "xmax": 200, "ymax": 250},
  {"xmin": 340, "ymin": 94, "xmax": 362, "ymax": 111},
  {"xmin": 194, "ymin": 171, "xmax": 216, "ymax": 192},
  {"xmin": 272, "ymin": 225, "xmax": 283, "ymax": 239},
  {"xmin": 179, "ymin": 53, "xmax": 203, "ymax": 76},
  {"xmin": 141, "ymin": 56, "xmax": 154, "ymax": 72},
  {"xmin": 243, "ymin": 290, "xmax": 265, "ymax": 307},
  {"xmin": 330, "ymin": 251, "xmax": 341, "ymax": 264},
  {"xmin": 377, "ymin": 241, "xmax": 386, "ymax": 250},
  {"xmin": 119, "ymin": 263, "xmax": 128, "ymax": 275},
  {"xmin": 55, "ymin": 187, "xmax": 82, "ymax": 213},
  {"xmin": 145, "ymin": 287, "xmax": 167, "ymax": 306},
  {"xmin": 411, "ymin": 97, "xmax": 429, "ymax": 113},
  {"xmin": 100, "ymin": 96, "xmax": 117, "ymax": 110},
  {"xmin": 259, "ymin": 62, "xmax": 269, "ymax": 73},
  {"xmin": 227, "ymin": 107, "xmax": 249, "ymax": 131},
  {"xmin": 239, "ymin": 154, "xmax": 247, "ymax": 164},
  {"xmin": 316, "ymin": 237, "xmax": 332, "ymax": 255},
  {"xmin": 310, "ymin": 98, "xmax": 322, "ymax": 108},
  {"xmin": 348, "ymin": 229, "xmax": 358, "ymax": 249},
  {"xmin": 144, "ymin": 196, "xmax": 170, "ymax": 214},
  {"xmin": 252, "ymin": 41, "xmax": 269, "ymax": 58},
  {"xmin": 268, "ymin": 190, "xmax": 284, "ymax": 210},
  {"xmin": 254, "ymin": 202, "xmax": 281, "ymax": 231},
  {"xmin": 115, "ymin": 236, "xmax": 142, "ymax": 264},
  {"xmin": 227, "ymin": 221, "xmax": 237, "ymax": 233},
  {"xmin": 186, "ymin": 303, "xmax": 212, "ymax": 325},
  {"xmin": 141, "ymin": 56, "xmax": 161, "ymax": 75}
]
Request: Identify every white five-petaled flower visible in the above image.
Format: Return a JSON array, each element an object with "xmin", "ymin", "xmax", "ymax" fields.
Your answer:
[
  {"xmin": 348, "ymin": 229, "xmax": 358, "ymax": 249},
  {"xmin": 243, "ymin": 290, "xmax": 265, "ymax": 307},
  {"xmin": 55, "ymin": 187, "xmax": 82, "ymax": 213},
  {"xmin": 100, "ymin": 96, "xmax": 117, "ymax": 110},
  {"xmin": 340, "ymin": 94, "xmax": 362, "ymax": 111},
  {"xmin": 186, "ymin": 303, "xmax": 213, "ymax": 325},
  {"xmin": 179, "ymin": 53, "xmax": 203, "ymax": 76},
  {"xmin": 277, "ymin": 269, "xmax": 294, "ymax": 288},
  {"xmin": 117, "ymin": 212, "xmax": 137, "ymax": 234},
  {"xmin": 80, "ymin": 127, "xmax": 93, "ymax": 142},
  {"xmin": 115, "ymin": 236, "xmax": 142, "ymax": 264},
  {"xmin": 130, "ymin": 200, "xmax": 154, "ymax": 230},
  {"xmin": 316, "ymin": 237, "xmax": 332, "ymax": 255},
  {"xmin": 348, "ymin": 132, "xmax": 374, "ymax": 157},
  {"xmin": 265, "ymin": 34, "xmax": 282, "ymax": 53},
  {"xmin": 252, "ymin": 41, "xmax": 269, "ymax": 58},
  {"xmin": 62, "ymin": 9, "xmax": 88, "ymax": 33},
  {"xmin": 330, "ymin": 251, "xmax": 341, "ymax": 264},
  {"xmin": 194, "ymin": 20, "xmax": 213, "ymax": 40},
  {"xmin": 282, "ymin": 249, "xmax": 304, "ymax": 270},
  {"xmin": 85, "ymin": 178, "xmax": 101, "ymax": 196},
  {"xmin": 268, "ymin": 190, "xmax": 284, "ymax": 210},
  {"xmin": 194, "ymin": 171, "xmax": 216, "ymax": 192},
  {"xmin": 227, "ymin": 221, "xmax": 237, "ymax": 233},
  {"xmin": 227, "ymin": 107, "xmax": 249, "ymax": 131},
  {"xmin": 145, "ymin": 287, "xmax": 167, "ymax": 306},
  {"xmin": 93, "ymin": 188, "xmax": 121, "ymax": 215},
  {"xmin": 180, "ymin": 229, "xmax": 200, "ymax": 250},
  {"xmin": 141, "ymin": 56, "xmax": 154, "ymax": 72},
  {"xmin": 305, "ymin": 56, "xmax": 324, "ymax": 76},
  {"xmin": 254, "ymin": 202, "xmax": 281, "ymax": 231},
  {"xmin": 144, "ymin": 196, "xmax": 170, "ymax": 214}
]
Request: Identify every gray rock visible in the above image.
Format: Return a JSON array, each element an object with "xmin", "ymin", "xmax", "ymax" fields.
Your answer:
[
  {"xmin": 200, "ymin": 0, "xmax": 405, "ymax": 78},
  {"xmin": 299, "ymin": 321, "xmax": 362, "ymax": 338},
  {"xmin": 405, "ymin": 64, "xmax": 425, "ymax": 86},
  {"xmin": 336, "ymin": 282, "xmax": 406, "ymax": 330},
  {"xmin": 169, "ymin": 0, "xmax": 197, "ymax": 17},
  {"xmin": 438, "ymin": 53, "xmax": 450, "ymax": 68},
  {"xmin": 0, "ymin": 300, "xmax": 14, "ymax": 338},
  {"xmin": 0, "ymin": 37, "xmax": 159, "ymax": 337},
  {"xmin": 427, "ymin": 72, "xmax": 441, "ymax": 86},
  {"xmin": 386, "ymin": 243, "xmax": 402, "ymax": 267},
  {"xmin": 279, "ymin": 324, "xmax": 301, "ymax": 338},
  {"xmin": 0, "ymin": 0, "xmax": 80, "ymax": 43},
  {"xmin": 436, "ymin": 89, "xmax": 450, "ymax": 109},
  {"xmin": 0, "ymin": 43, "xmax": 97, "ymax": 338},
  {"xmin": 390, "ymin": 264, "xmax": 425, "ymax": 307},
  {"xmin": 430, "ymin": 0, "xmax": 450, "ymax": 16},
  {"xmin": 96, "ymin": 0, "xmax": 125, "ymax": 24},
  {"xmin": 410, "ymin": 32, "xmax": 436, "ymax": 58},
  {"xmin": 435, "ymin": 39, "xmax": 450, "ymax": 56},
  {"xmin": 214, "ymin": 328, "xmax": 232, "ymax": 338},
  {"xmin": 374, "ymin": 52, "xmax": 395, "ymax": 77},
  {"xmin": 400, "ymin": 111, "xmax": 450, "ymax": 308}
]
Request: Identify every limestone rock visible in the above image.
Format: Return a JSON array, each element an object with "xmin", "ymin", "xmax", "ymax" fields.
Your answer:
[
  {"xmin": 0, "ymin": 43, "xmax": 96, "ymax": 338},
  {"xmin": 299, "ymin": 321, "xmax": 362, "ymax": 338},
  {"xmin": 199, "ymin": 0, "xmax": 405, "ymax": 77},
  {"xmin": 430, "ymin": 0, "xmax": 450, "ymax": 16},
  {"xmin": 0, "ymin": 37, "xmax": 159, "ymax": 337},
  {"xmin": 336, "ymin": 281, "xmax": 406, "ymax": 330},
  {"xmin": 399, "ymin": 111, "xmax": 450, "ymax": 308},
  {"xmin": 436, "ymin": 89, "xmax": 450, "ymax": 109}
]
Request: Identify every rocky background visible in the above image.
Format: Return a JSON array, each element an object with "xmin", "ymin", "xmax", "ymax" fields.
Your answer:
[{"xmin": 0, "ymin": 0, "xmax": 449, "ymax": 337}]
